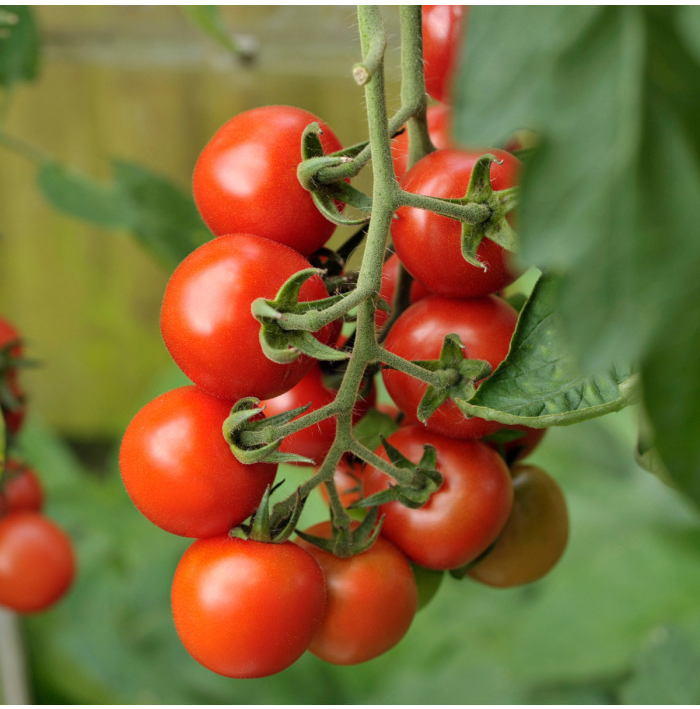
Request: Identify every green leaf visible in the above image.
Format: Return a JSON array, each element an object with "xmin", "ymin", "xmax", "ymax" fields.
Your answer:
[
  {"xmin": 112, "ymin": 160, "xmax": 208, "ymax": 268},
  {"xmin": 620, "ymin": 626, "xmax": 700, "ymax": 704},
  {"xmin": 642, "ymin": 287, "xmax": 700, "ymax": 507},
  {"xmin": 453, "ymin": 7, "xmax": 700, "ymax": 374},
  {"xmin": 37, "ymin": 163, "xmax": 128, "ymax": 228},
  {"xmin": 456, "ymin": 274, "xmax": 638, "ymax": 427},
  {"xmin": 0, "ymin": 6, "xmax": 39, "ymax": 88},
  {"xmin": 352, "ymin": 408, "xmax": 399, "ymax": 452}
]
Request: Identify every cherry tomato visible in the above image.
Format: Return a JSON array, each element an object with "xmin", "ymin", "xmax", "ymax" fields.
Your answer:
[
  {"xmin": 0, "ymin": 317, "xmax": 26, "ymax": 435},
  {"xmin": 393, "ymin": 148, "xmax": 521, "ymax": 299},
  {"xmin": 422, "ymin": 5, "xmax": 468, "ymax": 103},
  {"xmin": 0, "ymin": 512, "xmax": 75, "ymax": 613},
  {"xmin": 193, "ymin": 105, "xmax": 343, "ymax": 256},
  {"xmin": 320, "ymin": 457, "xmax": 365, "ymax": 508},
  {"xmin": 296, "ymin": 521, "xmax": 417, "ymax": 665},
  {"xmin": 0, "ymin": 460, "xmax": 43, "ymax": 515},
  {"xmin": 261, "ymin": 364, "xmax": 375, "ymax": 464},
  {"xmin": 362, "ymin": 426, "xmax": 513, "ymax": 570},
  {"xmin": 468, "ymin": 464, "xmax": 569, "ymax": 587},
  {"xmin": 120, "ymin": 386, "xmax": 276, "ymax": 538},
  {"xmin": 376, "ymin": 253, "xmax": 431, "ymax": 330},
  {"xmin": 382, "ymin": 295, "xmax": 518, "ymax": 440},
  {"xmin": 161, "ymin": 233, "xmax": 337, "ymax": 401},
  {"xmin": 488, "ymin": 425, "xmax": 547, "ymax": 465},
  {"xmin": 172, "ymin": 535, "xmax": 325, "ymax": 678},
  {"xmin": 391, "ymin": 104, "xmax": 453, "ymax": 180}
]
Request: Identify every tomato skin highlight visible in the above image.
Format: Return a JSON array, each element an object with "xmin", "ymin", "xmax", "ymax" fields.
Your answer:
[
  {"xmin": 193, "ymin": 105, "xmax": 343, "ymax": 256},
  {"xmin": 120, "ymin": 386, "xmax": 276, "ymax": 538},
  {"xmin": 393, "ymin": 148, "xmax": 521, "ymax": 299},
  {"xmin": 0, "ymin": 512, "xmax": 75, "ymax": 613},
  {"xmin": 296, "ymin": 521, "xmax": 418, "ymax": 665},
  {"xmin": 172, "ymin": 536, "xmax": 326, "ymax": 678},
  {"xmin": 422, "ymin": 5, "xmax": 468, "ymax": 104},
  {"xmin": 0, "ymin": 461, "xmax": 43, "ymax": 514},
  {"xmin": 362, "ymin": 426, "xmax": 513, "ymax": 571},
  {"xmin": 383, "ymin": 295, "xmax": 518, "ymax": 440},
  {"xmin": 161, "ymin": 233, "xmax": 335, "ymax": 402},
  {"xmin": 468, "ymin": 464, "xmax": 569, "ymax": 588}
]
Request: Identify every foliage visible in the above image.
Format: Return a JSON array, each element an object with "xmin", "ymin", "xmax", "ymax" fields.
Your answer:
[{"xmin": 453, "ymin": 6, "xmax": 700, "ymax": 506}]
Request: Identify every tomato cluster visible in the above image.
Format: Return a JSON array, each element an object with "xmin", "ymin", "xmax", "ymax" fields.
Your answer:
[
  {"xmin": 119, "ymin": 5, "xmax": 569, "ymax": 680},
  {"xmin": 0, "ymin": 316, "xmax": 76, "ymax": 614}
]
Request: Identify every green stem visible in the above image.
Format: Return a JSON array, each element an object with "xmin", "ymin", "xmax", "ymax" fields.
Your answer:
[
  {"xmin": 400, "ymin": 6, "xmax": 435, "ymax": 169},
  {"xmin": 0, "ymin": 129, "xmax": 49, "ymax": 166},
  {"xmin": 241, "ymin": 401, "xmax": 338, "ymax": 447},
  {"xmin": 399, "ymin": 189, "xmax": 492, "ymax": 223},
  {"xmin": 375, "ymin": 346, "xmax": 444, "ymax": 388},
  {"xmin": 349, "ymin": 440, "xmax": 415, "ymax": 487}
]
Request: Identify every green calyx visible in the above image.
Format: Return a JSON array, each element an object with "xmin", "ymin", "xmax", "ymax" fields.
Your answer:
[
  {"xmin": 223, "ymin": 397, "xmax": 315, "ymax": 465},
  {"xmin": 296, "ymin": 506, "xmax": 384, "ymax": 558},
  {"xmin": 252, "ymin": 268, "xmax": 349, "ymax": 365},
  {"xmin": 353, "ymin": 439, "xmax": 443, "ymax": 510},
  {"xmin": 412, "ymin": 333, "xmax": 492, "ymax": 423},
  {"xmin": 297, "ymin": 122, "xmax": 373, "ymax": 227},
  {"xmin": 245, "ymin": 485, "xmax": 307, "ymax": 544},
  {"xmin": 459, "ymin": 153, "xmax": 519, "ymax": 270}
]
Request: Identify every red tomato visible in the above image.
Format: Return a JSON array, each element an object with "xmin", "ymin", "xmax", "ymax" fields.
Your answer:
[
  {"xmin": 320, "ymin": 457, "xmax": 365, "ymax": 508},
  {"xmin": 172, "ymin": 535, "xmax": 325, "ymax": 678},
  {"xmin": 376, "ymin": 253, "xmax": 431, "ymax": 330},
  {"xmin": 362, "ymin": 426, "xmax": 513, "ymax": 570},
  {"xmin": 296, "ymin": 521, "xmax": 418, "ymax": 664},
  {"xmin": 422, "ymin": 5, "xmax": 468, "ymax": 103},
  {"xmin": 391, "ymin": 104, "xmax": 453, "ymax": 180},
  {"xmin": 161, "ymin": 233, "xmax": 337, "ymax": 401},
  {"xmin": 261, "ymin": 365, "xmax": 375, "ymax": 464},
  {"xmin": 468, "ymin": 464, "xmax": 568, "ymax": 587},
  {"xmin": 488, "ymin": 425, "xmax": 547, "ymax": 464},
  {"xmin": 393, "ymin": 148, "xmax": 521, "ymax": 298},
  {"xmin": 0, "ymin": 512, "xmax": 75, "ymax": 613},
  {"xmin": 0, "ymin": 460, "xmax": 43, "ymax": 515},
  {"xmin": 383, "ymin": 295, "xmax": 518, "ymax": 440},
  {"xmin": 193, "ymin": 105, "xmax": 343, "ymax": 256},
  {"xmin": 120, "ymin": 386, "xmax": 276, "ymax": 538},
  {"xmin": 0, "ymin": 317, "xmax": 26, "ymax": 435}
]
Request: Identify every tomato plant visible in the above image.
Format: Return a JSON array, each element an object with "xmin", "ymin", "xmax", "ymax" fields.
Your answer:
[
  {"xmin": 392, "ymin": 148, "xmax": 521, "ymax": 299},
  {"xmin": 160, "ymin": 233, "xmax": 337, "ymax": 401},
  {"xmin": 193, "ymin": 105, "xmax": 343, "ymax": 256},
  {"xmin": 171, "ymin": 535, "xmax": 325, "ymax": 678},
  {"xmin": 0, "ymin": 512, "xmax": 75, "ymax": 614},
  {"xmin": 383, "ymin": 295, "xmax": 518, "ymax": 439},
  {"xmin": 120, "ymin": 386, "xmax": 276, "ymax": 538},
  {"xmin": 362, "ymin": 426, "xmax": 513, "ymax": 570},
  {"xmin": 468, "ymin": 464, "xmax": 569, "ymax": 587},
  {"xmin": 0, "ymin": 460, "xmax": 43, "ymax": 514},
  {"xmin": 296, "ymin": 521, "xmax": 418, "ymax": 665},
  {"xmin": 422, "ymin": 5, "xmax": 468, "ymax": 103}
]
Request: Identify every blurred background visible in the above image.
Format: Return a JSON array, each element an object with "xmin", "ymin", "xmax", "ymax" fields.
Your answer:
[{"xmin": 1, "ymin": 6, "xmax": 700, "ymax": 704}]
